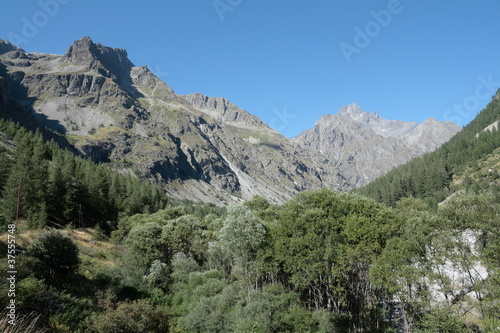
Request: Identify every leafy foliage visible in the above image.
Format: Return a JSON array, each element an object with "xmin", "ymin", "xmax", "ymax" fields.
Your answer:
[
  {"xmin": 3, "ymin": 186, "xmax": 498, "ymax": 332},
  {"xmin": 85, "ymin": 299, "xmax": 169, "ymax": 333},
  {"xmin": 262, "ymin": 189, "xmax": 398, "ymax": 331}
]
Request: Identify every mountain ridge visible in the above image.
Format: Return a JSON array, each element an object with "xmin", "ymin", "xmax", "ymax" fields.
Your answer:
[{"xmin": 292, "ymin": 103, "xmax": 461, "ymax": 187}]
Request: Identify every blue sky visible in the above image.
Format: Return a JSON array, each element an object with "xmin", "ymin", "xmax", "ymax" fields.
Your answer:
[{"xmin": 1, "ymin": 0, "xmax": 500, "ymax": 137}]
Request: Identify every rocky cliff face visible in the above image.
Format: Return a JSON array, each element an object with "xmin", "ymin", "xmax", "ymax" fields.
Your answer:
[
  {"xmin": 182, "ymin": 93, "xmax": 267, "ymax": 129},
  {"xmin": 292, "ymin": 103, "xmax": 461, "ymax": 187},
  {"xmin": 0, "ymin": 38, "xmax": 460, "ymax": 203},
  {"xmin": 63, "ymin": 36, "xmax": 133, "ymax": 81}
]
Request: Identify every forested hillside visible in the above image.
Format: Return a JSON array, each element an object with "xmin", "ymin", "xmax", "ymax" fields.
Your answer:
[
  {"xmin": 0, "ymin": 118, "xmax": 169, "ymax": 231},
  {"xmin": 355, "ymin": 90, "xmax": 500, "ymax": 206}
]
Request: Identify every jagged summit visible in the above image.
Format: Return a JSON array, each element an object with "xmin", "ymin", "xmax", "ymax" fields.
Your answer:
[
  {"xmin": 338, "ymin": 103, "xmax": 364, "ymax": 116},
  {"xmin": 337, "ymin": 103, "xmax": 382, "ymax": 123},
  {"xmin": 0, "ymin": 39, "xmax": 25, "ymax": 55},
  {"xmin": 421, "ymin": 117, "xmax": 439, "ymax": 124},
  {"xmin": 64, "ymin": 36, "xmax": 134, "ymax": 82},
  {"xmin": 64, "ymin": 36, "xmax": 130, "ymax": 62}
]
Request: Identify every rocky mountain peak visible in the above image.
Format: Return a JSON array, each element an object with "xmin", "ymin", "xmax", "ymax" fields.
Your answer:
[
  {"xmin": 0, "ymin": 39, "xmax": 25, "ymax": 55},
  {"xmin": 404, "ymin": 117, "xmax": 462, "ymax": 152},
  {"xmin": 418, "ymin": 117, "xmax": 461, "ymax": 132},
  {"xmin": 63, "ymin": 36, "xmax": 98, "ymax": 63},
  {"xmin": 338, "ymin": 102, "xmax": 363, "ymax": 115},
  {"xmin": 421, "ymin": 117, "xmax": 439, "ymax": 125},
  {"xmin": 337, "ymin": 103, "xmax": 381, "ymax": 123},
  {"xmin": 64, "ymin": 36, "xmax": 134, "ymax": 82}
]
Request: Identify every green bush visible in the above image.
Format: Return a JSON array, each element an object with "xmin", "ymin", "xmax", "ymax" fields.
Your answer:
[
  {"xmin": 124, "ymin": 222, "xmax": 166, "ymax": 272},
  {"xmin": 48, "ymin": 293, "xmax": 94, "ymax": 332},
  {"xmin": 85, "ymin": 299, "xmax": 169, "ymax": 333},
  {"xmin": 16, "ymin": 277, "xmax": 47, "ymax": 310},
  {"xmin": 26, "ymin": 229, "xmax": 80, "ymax": 286},
  {"xmin": 91, "ymin": 225, "xmax": 107, "ymax": 241},
  {"xmin": 414, "ymin": 308, "xmax": 475, "ymax": 333}
]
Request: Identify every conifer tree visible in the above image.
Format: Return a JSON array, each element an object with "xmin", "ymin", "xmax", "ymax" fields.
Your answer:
[{"xmin": 2, "ymin": 134, "xmax": 48, "ymax": 226}]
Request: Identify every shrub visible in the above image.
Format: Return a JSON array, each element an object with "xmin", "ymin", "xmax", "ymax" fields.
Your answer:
[
  {"xmin": 26, "ymin": 229, "xmax": 80, "ymax": 286},
  {"xmin": 85, "ymin": 299, "xmax": 169, "ymax": 333}
]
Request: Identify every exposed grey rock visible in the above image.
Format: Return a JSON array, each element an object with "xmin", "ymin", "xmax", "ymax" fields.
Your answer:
[
  {"xmin": 182, "ymin": 92, "xmax": 268, "ymax": 129},
  {"xmin": 476, "ymin": 119, "xmax": 499, "ymax": 138},
  {"xmin": 292, "ymin": 103, "xmax": 461, "ymax": 187},
  {"xmin": 63, "ymin": 36, "xmax": 134, "ymax": 82},
  {"xmin": 403, "ymin": 117, "xmax": 461, "ymax": 152},
  {"xmin": 0, "ymin": 39, "xmax": 24, "ymax": 55},
  {"xmin": 0, "ymin": 37, "xmax": 352, "ymax": 205}
]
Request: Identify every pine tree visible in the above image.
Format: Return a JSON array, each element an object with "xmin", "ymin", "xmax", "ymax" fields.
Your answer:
[
  {"xmin": 61, "ymin": 152, "xmax": 79, "ymax": 224},
  {"xmin": 47, "ymin": 150, "xmax": 65, "ymax": 223},
  {"xmin": 0, "ymin": 147, "xmax": 11, "ymax": 194},
  {"xmin": 1, "ymin": 134, "xmax": 48, "ymax": 226}
]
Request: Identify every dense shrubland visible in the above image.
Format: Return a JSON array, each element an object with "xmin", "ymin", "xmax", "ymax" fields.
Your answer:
[{"xmin": 1, "ymin": 188, "xmax": 498, "ymax": 332}]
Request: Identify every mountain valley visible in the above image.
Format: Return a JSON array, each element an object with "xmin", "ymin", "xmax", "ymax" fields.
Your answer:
[{"xmin": 0, "ymin": 37, "xmax": 499, "ymax": 333}]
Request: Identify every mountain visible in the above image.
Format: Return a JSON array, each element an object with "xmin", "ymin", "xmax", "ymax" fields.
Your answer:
[
  {"xmin": 292, "ymin": 103, "xmax": 461, "ymax": 187},
  {"xmin": 0, "ymin": 37, "xmax": 349, "ymax": 205},
  {"xmin": 355, "ymin": 92, "xmax": 500, "ymax": 206}
]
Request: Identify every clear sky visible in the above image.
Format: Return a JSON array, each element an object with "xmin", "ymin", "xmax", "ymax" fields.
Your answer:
[{"xmin": 1, "ymin": 0, "xmax": 500, "ymax": 137}]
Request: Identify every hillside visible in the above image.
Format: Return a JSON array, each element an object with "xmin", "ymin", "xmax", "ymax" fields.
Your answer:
[
  {"xmin": 0, "ymin": 117, "xmax": 169, "ymax": 230},
  {"xmin": 449, "ymin": 146, "xmax": 500, "ymax": 195}
]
